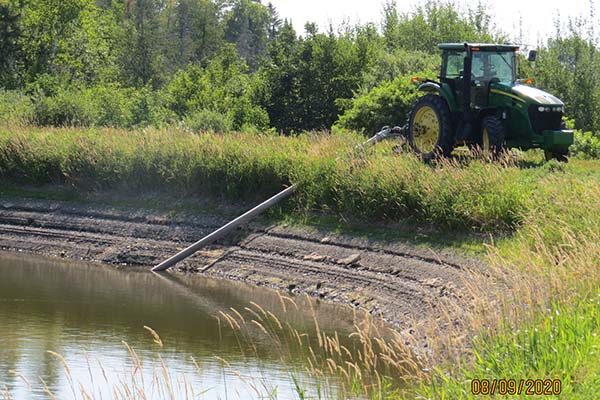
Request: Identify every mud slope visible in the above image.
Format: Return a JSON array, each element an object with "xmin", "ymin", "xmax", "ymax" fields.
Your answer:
[{"xmin": 0, "ymin": 196, "xmax": 485, "ymax": 327}]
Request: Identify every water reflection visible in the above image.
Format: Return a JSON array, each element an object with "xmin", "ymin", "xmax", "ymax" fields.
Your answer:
[{"xmin": 0, "ymin": 252, "xmax": 356, "ymax": 399}]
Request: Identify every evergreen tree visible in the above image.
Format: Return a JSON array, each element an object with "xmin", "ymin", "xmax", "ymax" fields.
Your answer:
[
  {"xmin": 0, "ymin": 2, "xmax": 21, "ymax": 88},
  {"xmin": 259, "ymin": 20, "xmax": 301, "ymax": 131},
  {"xmin": 266, "ymin": 1, "xmax": 281, "ymax": 40},
  {"xmin": 122, "ymin": 0, "xmax": 163, "ymax": 87},
  {"xmin": 382, "ymin": 0, "xmax": 400, "ymax": 51},
  {"xmin": 224, "ymin": 0, "xmax": 270, "ymax": 71},
  {"xmin": 166, "ymin": 0, "xmax": 222, "ymax": 71}
]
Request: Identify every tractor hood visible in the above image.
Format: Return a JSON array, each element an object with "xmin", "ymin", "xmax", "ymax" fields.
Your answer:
[
  {"xmin": 511, "ymin": 84, "xmax": 564, "ymax": 105},
  {"xmin": 493, "ymin": 83, "xmax": 564, "ymax": 106}
]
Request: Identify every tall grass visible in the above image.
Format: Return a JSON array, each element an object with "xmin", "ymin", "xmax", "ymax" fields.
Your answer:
[
  {"xmin": 0, "ymin": 126, "xmax": 545, "ymax": 230},
  {"xmin": 413, "ymin": 163, "xmax": 600, "ymax": 398}
]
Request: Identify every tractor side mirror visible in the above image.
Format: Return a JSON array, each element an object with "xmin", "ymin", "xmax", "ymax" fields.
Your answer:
[{"xmin": 528, "ymin": 50, "xmax": 538, "ymax": 62}]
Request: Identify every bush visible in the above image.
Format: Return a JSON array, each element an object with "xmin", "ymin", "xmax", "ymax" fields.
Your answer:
[
  {"xmin": 165, "ymin": 48, "xmax": 270, "ymax": 131},
  {"xmin": 25, "ymin": 73, "xmax": 63, "ymax": 97},
  {"xmin": 32, "ymin": 88, "xmax": 97, "ymax": 127},
  {"xmin": 28, "ymin": 84, "xmax": 174, "ymax": 129},
  {"xmin": 184, "ymin": 109, "xmax": 233, "ymax": 133},
  {"xmin": 335, "ymin": 70, "xmax": 435, "ymax": 133},
  {"xmin": 360, "ymin": 49, "xmax": 440, "ymax": 92},
  {"xmin": 230, "ymin": 97, "xmax": 270, "ymax": 131},
  {"xmin": 0, "ymin": 90, "xmax": 34, "ymax": 125},
  {"xmin": 85, "ymin": 85, "xmax": 136, "ymax": 128},
  {"xmin": 127, "ymin": 87, "xmax": 175, "ymax": 128},
  {"xmin": 570, "ymin": 130, "xmax": 600, "ymax": 159}
]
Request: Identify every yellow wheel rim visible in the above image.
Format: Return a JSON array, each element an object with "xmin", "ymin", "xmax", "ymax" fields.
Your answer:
[
  {"xmin": 412, "ymin": 105, "xmax": 439, "ymax": 153},
  {"xmin": 482, "ymin": 128, "xmax": 490, "ymax": 151}
]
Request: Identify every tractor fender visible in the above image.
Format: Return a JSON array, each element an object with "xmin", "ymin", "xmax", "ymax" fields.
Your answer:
[
  {"xmin": 418, "ymin": 81, "xmax": 443, "ymax": 94},
  {"xmin": 417, "ymin": 82, "xmax": 458, "ymax": 112}
]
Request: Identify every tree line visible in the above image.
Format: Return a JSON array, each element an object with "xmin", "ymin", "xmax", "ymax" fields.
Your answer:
[{"xmin": 0, "ymin": 0, "xmax": 599, "ymax": 138}]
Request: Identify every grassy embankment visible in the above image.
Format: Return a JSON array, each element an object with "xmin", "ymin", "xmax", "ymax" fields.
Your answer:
[{"xmin": 1, "ymin": 126, "xmax": 600, "ymax": 398}]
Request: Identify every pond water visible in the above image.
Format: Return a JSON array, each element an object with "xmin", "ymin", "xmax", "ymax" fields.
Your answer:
[{"xmin": 0, "ymin": 252, "xmax": 359, "ymax": 399}]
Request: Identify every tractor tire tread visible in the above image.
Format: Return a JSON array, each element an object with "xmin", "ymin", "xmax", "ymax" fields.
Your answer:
[{"xmin": 481, "ymin": 115, "xmax": 506, "ymax": 155}]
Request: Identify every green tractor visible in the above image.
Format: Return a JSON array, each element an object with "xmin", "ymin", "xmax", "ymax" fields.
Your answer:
[{"xmin": 408, "ymin": 43, "xmax": 573, "ymax": 161}]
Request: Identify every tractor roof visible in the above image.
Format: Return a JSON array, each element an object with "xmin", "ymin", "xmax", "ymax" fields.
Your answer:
[{"xmin": 438, "ymin": 43, "xmax": 520, "ymax": 52}]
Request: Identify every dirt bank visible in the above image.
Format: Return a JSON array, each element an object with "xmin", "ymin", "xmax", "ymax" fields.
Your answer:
[{"xmin": 0, "ymin": 192, "xmax": 486, "ymax": 331}]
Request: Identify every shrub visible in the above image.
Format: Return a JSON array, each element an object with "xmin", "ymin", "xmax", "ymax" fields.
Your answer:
[
  {"xmin": 32, "ymin": 88, "xmax": 97, "ymax": 127},
  {"xmin": 570, "ymin": 130, "xmax": 600, "ymax": 159},
  {"xmin": 360, "ymin": 49, "xmax": 440, "ymax": 92},
  {"xmin": 127, "ymin": 87, "xmax": 175, "ymax": 128},
  {"xmin": 5, "ymin": 66, "xmax": 177, "ymax": 130},
  {"xmin": 0, "ymin": 90, "xmax": 34, "ymax": 125},
  {"xmin": 335, "ymin": 70, "xmax": 435, "ymax": 134},
  {"xmin": 230, "ymin": 96, "xmax": 270, "ymax": 131},
  {"xmin": 184, "ymin": 109, "xmax": 233, "ymax": 133},
  {"xmin": 30, "ymin": 84, "xmax": 176, "ymax": 129},
  {"xmin": 85, "ymin": 85, "xmax": 136, "ymax": 128},
  {"xmin": 25, "ymin": 73, "xmax": 62, "ymax": 97},
  {"xmin": 165, "ymin": 48, "xmax": 269, "ymax": 131}
]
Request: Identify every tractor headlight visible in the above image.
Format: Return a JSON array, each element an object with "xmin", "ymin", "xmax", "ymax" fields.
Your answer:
[{"xmin": 537, "ymin": 106, "xmax": 560, "ymax": 112}]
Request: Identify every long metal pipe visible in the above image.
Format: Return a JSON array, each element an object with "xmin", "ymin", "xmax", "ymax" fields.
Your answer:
[
  {"xmin": 152, "ymin": 184, "xmax": 296, "ymax": 272},
  {"xmin": 152, "ymin": 126, "xmax": 400, "ymax": 272}
]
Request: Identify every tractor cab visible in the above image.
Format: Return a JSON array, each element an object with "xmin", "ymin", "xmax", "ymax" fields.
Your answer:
[{"xmin": 439, "ymin": 43, "xmax": 518, "ymax": 110}]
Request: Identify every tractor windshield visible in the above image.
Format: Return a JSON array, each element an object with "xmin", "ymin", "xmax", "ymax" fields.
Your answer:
[{"xmin": 472, "ymin": 51, "xmax": 516, "ymax": 82}]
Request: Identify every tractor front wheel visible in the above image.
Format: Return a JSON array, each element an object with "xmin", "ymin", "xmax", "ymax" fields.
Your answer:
[
  {"xmin": 408, "ymin": 94, "xmax": 454, "ymax": 159},
  {"xmin": 545, "ymin": 150, "xmax": 569, "ymax": 162}
]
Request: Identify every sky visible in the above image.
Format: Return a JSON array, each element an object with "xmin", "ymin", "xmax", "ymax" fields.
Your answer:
[{"xmin": 267, "ymin": 0, "xmax": 596, "ymax": 45}]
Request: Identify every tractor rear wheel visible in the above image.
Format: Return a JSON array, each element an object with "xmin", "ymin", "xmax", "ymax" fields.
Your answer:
[
  {"xmin": 479, "ymin": 115, "xmax": 506, "ymax": 156},
  {"xmin": 408, "ymin": 94, "xmax": 454, "ymax": 159}
]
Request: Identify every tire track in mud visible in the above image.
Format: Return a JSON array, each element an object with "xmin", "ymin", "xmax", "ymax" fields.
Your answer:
[
  {"xmin": 0, "ymin": 197, "xmax": 484, "ymax": 327},
  {"xmin": 208, "ymin": 233, "xmax": 470, "ymax": 324}
]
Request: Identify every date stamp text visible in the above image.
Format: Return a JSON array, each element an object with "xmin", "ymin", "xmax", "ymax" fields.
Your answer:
[{"xmin": 471, "ymin": 379, "xmax": 562, "ymax": 396}]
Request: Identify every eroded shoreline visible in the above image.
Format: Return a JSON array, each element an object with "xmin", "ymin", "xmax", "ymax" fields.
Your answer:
[{"xmin": 0, "ymin": 193, "xmax": 485, "ymax": 333}]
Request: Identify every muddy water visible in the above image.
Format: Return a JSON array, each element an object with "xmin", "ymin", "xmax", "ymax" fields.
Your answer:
[{"xmin": 0, "ymin": 252, "xmax": 357, "ymax": 399}]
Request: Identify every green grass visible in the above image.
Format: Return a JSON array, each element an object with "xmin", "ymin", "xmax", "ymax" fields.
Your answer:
[
  {"xmin": 0, "ymin": 182, "xmax": 84, "ymax": 202},
  {"xmin": 0, "ymin": 126, "xmax": 554, "ymax": 230},
  {"xmin": 411, "ymin": 159, "xmax": 600, "ymax": 399},
  {"xmin": 415, "ymin": 293, "xmax": 600, "ymax": 399},
  {"xmin": 272, "ymin": 211, "xmax": 492, "ymax": 255},
  {"xmin": 0, "ymin": 181, "xmax": 247, "ymax": 221}
]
